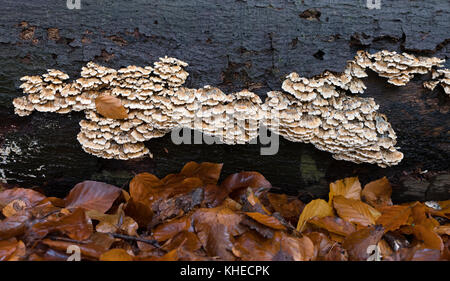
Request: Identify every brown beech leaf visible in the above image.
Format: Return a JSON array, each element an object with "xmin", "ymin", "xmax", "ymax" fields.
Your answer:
[
  {"xmin": 0, "ymin": 238, "xmax": 25, "ymax": 261},
  {"xmin": 309, "ymin": 216, "xmax": 356, "ymax": 236},
  {"xmin": 412, "ymin": 224, "xmax": 443, "ymax": 251},
  {"xmin": 42, "ymin": 235, "xmax": 112, "ymax": 260},
  {"xmin": 296, "ymin": 199, "xmax": 333, "ymax": 232},
  {"xmin": 245, "ymin": 212, "xmax": 286, "ymax": 230},
  {"xmin": 65, "ymin": 181, "xmax": 122, "ymax": 213},
  {"xmin": 31, "ymin": 208, "xmax": 93, "ymax": 241},
  {"xmin": 95, "ymin": 95, "xmax": 128, "ymax": 119},
  {"xmin": 232, "ymin": 231, "xmax": 314, "ymax": 261},
  {"xmin": 306, "ymin": 232, "xmax": 334, "ymax": 260},
  {"xmin": 161, "ymin": 231, "xmax": 202, "ymax": 253},
  {"xmin": 333, "ymin": 196, "xmax": 381, "ymax": 227},
  {"xmin": 129, "ymin": 173, "xmax": 162, "ymax": 204},
  {"xmin": 0, "ymin": 211, "xmax": 32, "ymax": 240},
  {"xmin": 361, "ymin": 177, "xmax": 393, "ymax": 208},
  {"xmin": 232, "ymin": 231, "xmax": 279, "ymax": 261},
  {"xmin": 220, "ymin": 171, "xmax": 272, "ymax": 199},
  {"xmin": 401, "ymin": 245, "xmax": 442, "ymax": 261},
  {"xmin": 123, "ymin": 198, "xmax": 153, "ymax": 228},
  {"xmin": 376, "ymin": 205, "xmax": 413, "ymax": 232},
  {"xmin": 180, "ymin": 161, "xmax": 223, "ymax": 184},
  {"xmin": 0, "ymin": 188, "xmax": 46, "ymax": 209},
  {"xmin": 100, "ymin": 248, "xmax": 134, "ymax": 261},
  {"xmin": 266, "ymin": 193, "xmax": 304, "ymax": 225},
  {"xmin": 278, "ymin": 232, "xmax": 315, "ymax": 261},
  {"xmin": 411, "ymin": 203, "xmax": 440, "ymax": 230},
  {"xmin": 2, "ymin": 199, "xmax": 27, "ymax": 217},
  {"xmin": 434, "ymin": 225, "xmax": 450, "ymax": 235},
  {"xmin": 343, "ymin": 225, "xmax": 384, "ymax": 261},
  {"xmin": 192, "ymin": 206, "xmax": 246, "ymax": 260},
  {"xmin": 153, "ymin": 216, "xmax": 192, "ymax": 242},
  {"xmin": 328, "ymin": 177, "xmax": 361, "ymax": 204}
]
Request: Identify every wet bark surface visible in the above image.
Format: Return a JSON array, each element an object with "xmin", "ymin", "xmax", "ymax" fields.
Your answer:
[{"xmin": 0, "ymin": 0, "xmax": 449, "ymax": 201}]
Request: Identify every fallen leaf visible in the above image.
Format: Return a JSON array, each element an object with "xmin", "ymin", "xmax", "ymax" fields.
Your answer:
[
  {"xmin": 333, "ymin": 196, "xmax": 381, "ymax": 227},
  {"xmin": 245, "ymin": 212, "xmax": 286, "ymax": 230},
  {"xmin": 328, "ymin": 177, "xmax": 361, "ymax": 204},
  {"xmin": 266, "ymin": 193, "xmax": 304, "ymax": 225},
  {"xmin": 95, "ymin": 95, "xmax": 128, "ymax": 119},
  {"xmin": 0, "ymin": 238, "xmax": 25, "ymax": 261},
  {"xmin": 412, "ymin": 224, "xmax": 443, "ymax": 251},
  {"xmin": 153, "ymin": 216, "xmax": 192, "ymax": 242},
  {"xmin": 434, "ymin": 225, "xmax": 450, "ymax": 235},
  {"xmin": 309, "ymin": 216, "xmax": 356, "ymax": 236},
  {"xmin": 361, "ymin": 177, "xmax": 392, "ymax": 208},
  {"xmin": 376, "ymin": 205, "xmax": 412, "ymax": 232},
  {"xmin": 220, "ymin": 171, "xmax": 272, "ymax": 200},
  {"xmin": 100, "ymin": 248, "xmax": 134, "ymax": 261},
  {"xmin": 2, "ymin": 199, "xmax": 27, "ymax": 217},
  {"xmin": 296, "ymin": 199, "xmax": 333, "ymax": 232},
  {"xmin": 31, "ymin": 208, "xmax": 93, "ymax": 241},
  {"xmin": 0, "ymin": 211, "xmax": 32, "ymax": 240},
  {"xmin": 0, "ymin": 188, "xmax": 46, "ymax": 209},
  {"xmin": 179, "ymin": 162, "xmax": 223, "ymax": 185},
  {"xmin": 343, "ymin": 225, "xmax": 384, "ymax": 261},
  {"xmin": 192, "ymin": 206, "xmax": 245, "ymax": 260},
  {"xmin": 65, "ymin": 181, "xmax": 122, "ymax": 213}
]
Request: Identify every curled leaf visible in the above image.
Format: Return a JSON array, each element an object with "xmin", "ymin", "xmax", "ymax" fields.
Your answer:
[
  {"xmin": 65, "ymin": 181, "xmax": 122, "ymax": 213},
  {"xmin": 296, "ymin": 199, "xmax": 333, "ymax": 232},
  {"xmin": 328, "ymin": 177, "xmax": 361, "ymax": 204},
  {"xmin": 333, "ymin": 196, "xmax": 381, "ymax": 227},
  {"xmin": 95, "ymin": 95, "xmax": 128, "ymax": 119},
  {"xmin": 361, "ymin": 177, "xmax": 393, "ymax": 208}
]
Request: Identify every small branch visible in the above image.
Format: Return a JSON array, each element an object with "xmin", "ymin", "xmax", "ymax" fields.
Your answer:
[
  {"xmin": 108, "ymin": 233, "xmax": 160, "ymax": 248},
  {"xmin": 47, "ymin": 235, "xmax": 89, "ymax": 244}
]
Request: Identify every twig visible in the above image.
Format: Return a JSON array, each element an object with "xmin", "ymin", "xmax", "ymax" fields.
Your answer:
[
  {"xmin": 47, "ymin": 235, "xmax": 89, "ymax": 244},
  {"xmin": 108, "ymin": 233, "xmax": 160, "ymax": 248}
]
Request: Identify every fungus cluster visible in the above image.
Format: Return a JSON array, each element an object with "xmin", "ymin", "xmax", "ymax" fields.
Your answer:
[
  {"xmin": 357, "ymin": 50, "xmax": 444, "ymax": 86},
  {"xmin": 263, "ymin": 65, "xmax": 402, "ymax": 167},
  {"xmin": 12, "ymin": 51, "xmax": 447, "ymax": 167},
  {"xmin": 423, "ymin": 68, "xmax": 450, "ymax": 95}
]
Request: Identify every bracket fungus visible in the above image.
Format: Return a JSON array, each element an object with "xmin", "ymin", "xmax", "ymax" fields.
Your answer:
[
  {"xmin": 423, "ymin": 68, "xmax": 450, "ymax": 95},
  {"xmin": 12, "ymin": 51, "xmax": 446, "ymax": 167}
]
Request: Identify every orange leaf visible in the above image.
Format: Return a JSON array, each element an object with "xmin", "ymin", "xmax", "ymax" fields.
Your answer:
[
  {"xmin": 361, "ymin": 177, "xmax": 393, "ymax": 208},
  {"xmin": 328, "ymin": 177, "xmax": 361, "ymax": 204},
  {"xmin": 31, "ymin": 208, "xmax": 93, "ymax": 241},
  {"xmin": 296, "ymin": 199, "xmax": 333, "ymax": 232},
  {"xmin": 309, "ymin": 216, "xmax": 356, "ymax": 236},
  {"xmin": 95, "ymin": 95, "xmax": 128, "ymax": 119},
  {"xmin": 65, "ymin": 181, "xmax": 122, "ymax": 213},
  {"xmin": 412, "ymin": 225, "xmax": 443, "ymax": 251},
  {"xmin": 343, "ymin": 225, "xmax": 384, "ymax": 261},
  {"xmin": 245, "ymin": 212, "xmax": 286, "ymax": 230},
  {"xmin": 180, "ymin": 162, "xmax": 223, "ymax": 185},
  {"xmin": 100, "ymin": 249, "xmax": 134, "ymax": 261},
  {"xmin": 153, "ymin": 216, "xmax": 192, "ymax": 242},
  {"xmin": 376, "ymin": 205, "xmax": 412, "ymax": 232},
  {"xmin": 434, "ymin": 225, "xmax": 450, "ymax": 235},
  {"xmin": 0, "ymin": 188, "xmax": 46, "ymax": 209},
  {"xmin": 129, "ymin": 173, "xmax": 162, "ymax": 204},
  {"xmin": 333, "ymin": 196, "xmax": 381, "ymax": 226}
]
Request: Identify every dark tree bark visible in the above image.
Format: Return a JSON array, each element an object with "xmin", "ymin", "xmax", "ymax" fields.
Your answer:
[{"xmin": 0, "ymin": 0, "xmax": 449, "ymax": 201}]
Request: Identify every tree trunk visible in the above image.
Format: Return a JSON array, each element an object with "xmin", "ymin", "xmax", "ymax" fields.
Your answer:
[{"xmin": 0, "ymin": 0, "xmax": 449, "ymax": 201}]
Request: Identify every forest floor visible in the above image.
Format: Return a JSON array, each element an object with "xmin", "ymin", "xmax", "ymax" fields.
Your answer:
[{"xmin": 0, "ymin": 161, "xmax": 448, "ymax": 261}]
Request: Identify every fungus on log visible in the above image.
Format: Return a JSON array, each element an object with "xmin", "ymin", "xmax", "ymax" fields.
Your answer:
[
  {"xmin": 423, "ymin": 68, "xmax": 450, "ymax": 95},
  {"xmin": 11, "ymin": 50, "xmax": 446, "ymax": 167}
]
